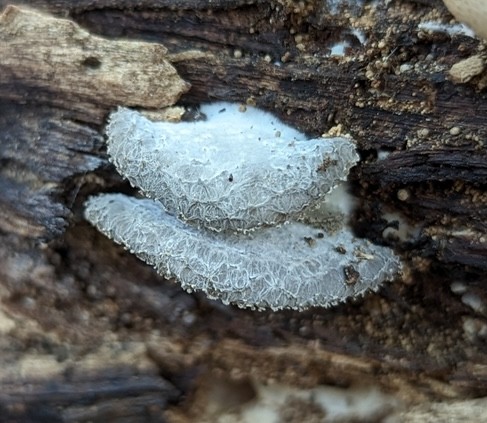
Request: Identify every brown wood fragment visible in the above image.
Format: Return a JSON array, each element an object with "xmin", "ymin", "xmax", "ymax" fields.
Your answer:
[
  {"xmin": 449, "ymin": 55, "xmax": 486, "ymax": 83},
  {"xmin": 0, "ymin": 5, "xmax": 190, "ymax": 112}
]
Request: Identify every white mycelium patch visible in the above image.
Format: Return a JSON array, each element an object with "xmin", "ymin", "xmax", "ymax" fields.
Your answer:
[
  {"xmin": 84, "ymin": 103, "xmax": 401, "ymax": 310},
  {"xmin": 417, "ymin": 21, "xmax": 475, "ymax": 38}
]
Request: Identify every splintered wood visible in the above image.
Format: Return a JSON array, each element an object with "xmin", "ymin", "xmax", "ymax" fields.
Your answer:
[{"xmin": 0, "ymin": 5, "xmax": 190, "ymax": 109}]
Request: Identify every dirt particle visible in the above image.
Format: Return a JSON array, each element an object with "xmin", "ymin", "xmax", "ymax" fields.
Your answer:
[
  {"xmin": 450, "ymin": 126, "xmax": 461, "ymax": 136},
  {"xmin": 397, "ymin": 189, "xmax": 410, "ymax": 201},
  {"xmin": 344, "ymin": 265, "xmax": 360, "ymax": 285},
  {"xmin": 449, "ymin": 55, "xmax": 485, "ymax": 84},
  {"xmin": 417, "ymin": 128, "xmax": 430, "ymax": 138}
]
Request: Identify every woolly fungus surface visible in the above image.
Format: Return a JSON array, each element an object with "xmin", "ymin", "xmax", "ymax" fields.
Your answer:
[
  {"xmin": 106, "ymin": 105, "xmax": 358, "ymax": 232},
  {"xmin": 85, "ymin": 103, "xmax": 401, "ymax": 310}
]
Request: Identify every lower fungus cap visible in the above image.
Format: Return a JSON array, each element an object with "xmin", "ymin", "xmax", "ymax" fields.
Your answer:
[{"xmin": 85, "ymin": 194, "xmax": 402, "ymax": 311}]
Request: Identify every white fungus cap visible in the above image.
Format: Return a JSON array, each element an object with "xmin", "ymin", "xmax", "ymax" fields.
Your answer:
[
  {"xmin": 106, "ymin": 103, "xmax": 359, "ymax": 232},
  {"xmin": 85, "ymin": 194, "xmax": 402, "ymax": 311}
]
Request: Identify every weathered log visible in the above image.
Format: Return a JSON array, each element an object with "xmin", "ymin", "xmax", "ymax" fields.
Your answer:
[{"xmin": 0, "ymin": 1, "xmax": 486, "ymax": 421}]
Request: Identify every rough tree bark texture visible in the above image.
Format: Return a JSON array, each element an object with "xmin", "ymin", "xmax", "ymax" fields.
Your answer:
[{"xmin": 0, "ymin": 1, "xmax": 486, "ymax": 421}]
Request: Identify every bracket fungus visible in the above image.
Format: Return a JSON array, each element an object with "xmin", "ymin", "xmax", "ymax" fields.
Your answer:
[
  {"xmin": 85, "ymin": 103, "xmax": 401, "ymax": 310},
  {"xmin": 105, "ymin": 105, "xmax": 359, "ymax": 232}
]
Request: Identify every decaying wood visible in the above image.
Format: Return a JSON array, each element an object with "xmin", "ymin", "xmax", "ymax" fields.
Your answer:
[
  {"xmin": 0, "ymin": 6, "xmax": 189, "ymax": 116},
  {"xmin": 0, "ymin": 5, "xmax": 189, "ymax": 239},
  {"xmin": 1, "ymin": 374, "xmax": 178, "ymax": 422},
  {"xmin": 0, "ymin": 1, "xmax": 486, "ymax": 421}
]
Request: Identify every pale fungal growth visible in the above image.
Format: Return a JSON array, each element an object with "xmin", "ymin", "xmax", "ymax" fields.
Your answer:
[
  {"xmin": 85, "ymin": 194, "xmax": 400, "ymax": 310},
  {"xmin": 417, "ymin": 21, "xmax": 475, "ymax": 38},
  {"xmin": 106, "ymin": 104, "xmax": 359, "ymax": 232},
  {"xmin": 323, "ymin": 0, "xmax": 366, "ymax": 16},
  {"xmin": 85, "ymin": 103, "xmax": 401, "ymax": 310}
]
